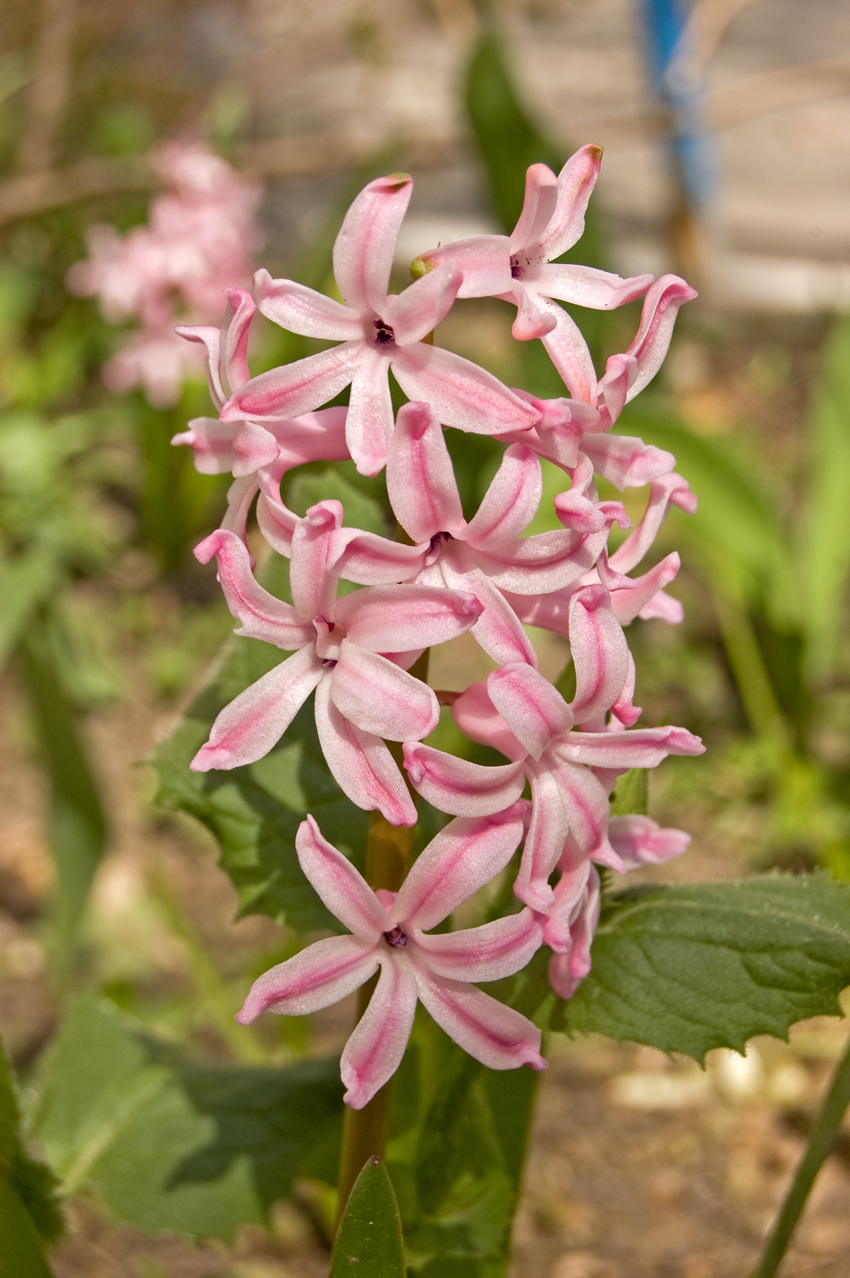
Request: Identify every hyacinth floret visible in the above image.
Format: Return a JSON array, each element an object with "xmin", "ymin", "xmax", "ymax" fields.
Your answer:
[{"xmin": 173, "ymin": 146, "xmax": 705, "ymax": 1109}]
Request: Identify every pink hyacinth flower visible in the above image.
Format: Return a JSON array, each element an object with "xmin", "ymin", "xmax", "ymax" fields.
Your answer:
[
  {"xmin": 405, "ymin": 642, "xmax": 704, "ymax": 911},
  {"xmin": 414, "ymin": 146, "xmax": 653, "ymax": 403},
  {"xmin": 548, "ymin": 865, "xmax": 601, "ymax": 999},
  {"xmin": 236, "ymin": 810, "xmax": 546, "ymax": 1108},
  {"xmin": 333, "ymin": 401, "xmax": 620, "ymax": 667},
  {"xmin": 219, "ymin": 173, "xmax": 539, "ymax": 476},
  {"xmin": 190, "ymin": 505, "xmax": 483, "ymax": 825}
]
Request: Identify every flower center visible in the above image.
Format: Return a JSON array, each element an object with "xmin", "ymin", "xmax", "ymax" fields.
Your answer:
[
  {"xmin": 372, "ymin": 318, "xmax": 395, "ymax": 346},
  {"xmin": 383, "ymin": 926, "xmax": 407, "ymax": 948},
  {"xmin": 425, "ymin": 530, "xmax": 453, "ymax": 566}
]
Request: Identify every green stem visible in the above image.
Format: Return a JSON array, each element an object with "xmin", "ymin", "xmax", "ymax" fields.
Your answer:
[
  {"xmin": 712, "ymin": 591, "xmax": 790, "ymax": 749},
  {"xmin": 751, "ymin": 1030, "xmax": 850, "ymax": 1278}
]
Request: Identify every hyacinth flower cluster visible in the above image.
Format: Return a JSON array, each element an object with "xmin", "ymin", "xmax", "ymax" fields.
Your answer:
[
  {"xmin": 68, "ymin": 141, "xmax": 261, "ymax": 407},
  {"xmin": 174, "ymin": 145, "xmax": 705, "ymax": 1110}
]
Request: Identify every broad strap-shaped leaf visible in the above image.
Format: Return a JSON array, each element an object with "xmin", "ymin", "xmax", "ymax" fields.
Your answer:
[
  {"xmin": 331, "ymin": 1157, "xmax": 405, "ymax": 1278},
  {"xmin": 559, "ymin": 873, "xmax": 850, "ymax": 1060}
]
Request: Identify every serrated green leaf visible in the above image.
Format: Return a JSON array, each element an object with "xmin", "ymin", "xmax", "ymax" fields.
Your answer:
[
  {"xmin": 151, "ymin": 628, "xmax": 368, "ymax": 933},
  {"xmin": 331, "ymin": 1157, "xmax": 405, "ymax": 1278},
  {"xmin": 160, "ymin": 1052, "xmax": 344, "ymax": 1207},
  {"xmin": 29, "ymin": 996, "xmax": 262, "ymax": 1239},
  {"xmin": 0, "ymin": 1038, "xmax": 63, "ymax": 1253},
  {"xmin": 562, "ymin": 873, "xmax": 850, "ymax": 1060}
]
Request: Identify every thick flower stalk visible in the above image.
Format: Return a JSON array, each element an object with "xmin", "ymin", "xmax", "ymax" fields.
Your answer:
[{"xmin": 173, "ymin": 146, "xmax": 703, "ymax": 1109}]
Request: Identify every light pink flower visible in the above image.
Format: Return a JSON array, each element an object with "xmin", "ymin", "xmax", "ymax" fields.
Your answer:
[
  {"xmin": 68, "ymin": 140, "xmax": 260, "ymax": 407},
  {"xmin": 405, "ymin": 649, "xmax": 704, "ymax": 911},
  {"xmin": 220, "ymin": 174, "xmax": 539, "ymax": 476},
  {"xmin": 332, "ymin": 401, "xmax": 623, "ymax": 667},
  {"xmin": 414, "ymin": 146, "xmax": 654, "ymax": 402},
  {"xmin": 548, "ymin": 865, "xmax": 601, "ymax": 999},
  {"xmin": 190, "ymin": 506, "xmax": 482, "ymax": 825},
  {"xmin": 235, "ymin": 810, "xmax": 546, "ymax": 1107}
]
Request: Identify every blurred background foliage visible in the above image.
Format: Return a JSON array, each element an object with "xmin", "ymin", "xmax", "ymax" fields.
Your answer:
[{"xmin": 1, "ymin": 0, "xmax": 850, "ymax": 1273}]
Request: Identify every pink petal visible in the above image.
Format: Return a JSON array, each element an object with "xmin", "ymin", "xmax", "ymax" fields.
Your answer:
[
  {"xmin": 548, "ymin": 866, "xmax": 601, "ymax": 998},
  {"xmin": 176, "ymin": 323, "xmax": 224, "ymax": 407},
  {"xmin": 341, "ymin": 954, "xmax": 419, "ymax": 1108},
  {"xmin": 514, "ymin": 761, "xmax": 569, "ymax": 911},
  {"xmin": 256, "ymin": 487, "xmax": 298, "ymax": 556},
  {"xmin": 413, "ymin": 909, "xmax": 542, "ymax": 982},
  {"xmin": 403, "ymin": 743, "xmax": 526, "ymax": 816},
  {"xmin": 413, "ymin": 235, "xmax": 513, "ymax": 299},
  {"xmin": 568, "ymin": 586, "xmax": 630, "ymax": 723},
  {"xmin": 222, "ymin": 475, "xmax": 259, "ymax": 545},
  {"xmin": 191, "ymin": 646, "xmax": 324, "ymax": 772},
  {"xmin": 314, "ymin": 679, "xmax": 417, "ymax": 825},
  {"xmin": 289, "ymin": 501, "xmax": 343, "ymax": 621},
  {"xmin": 510, "ymin": 284, "xmax": 558, "ymax": 341},
  {"xmin": 440, "ymin": 552, "xmax": 538, "ymax": 666},
  {"xmin": 624, "ymin": 274, "xmax": 698, "ymax": 401},
  {"xmin": 344, "ymin": 346, "xmax": 394, "ymax": 476},
  {"xmin": 471, "ymin": 528, "xmax": 603, "ymax": 594},
  {"xmin": 386, "ymin": 401, "xmax": 464, "ymax": 542},
  {"xmin": 609, "ymin": 553, "xmax": 681, "ymax": 625},
  {"xmin": 537, "ymin": 264, "xmax": 652, "ymax": 310},
  {"xmin": 270, "ymin": 406, "xmax": 351, "ymax": 468},
  {"xmin": 608, "ymin": 814, "xmax": 691, "ymax": 870},
  {"xmin": 235, "ymin": 934, "xmax": 379, "ymax": 1023},
  {"xmin": 580, "ymin": 433, "xmax": 676, "ymax": 490},
  {"xmin": 231, "ymin": 421, "xmax": 281, "ymax": 477},
  {"xmin": 336, "ymin": 582, "xmax": 481, "ymax": 651},
  {"xmin": 551, "ymin": 761, "xmax": 619, "ymax": 864},
  {"xmin": 254, "ymin": 269, "xmax": 362, "ymax": 340},
  {"xmin": 330, "ymin": 642, "xmax": 438, "ymax": 740},
  {"xmin": 393, "ymin": 806, "xmax": 529, "ymax": 931},
  {"xmin": 596, "ymin": 352, "xmax": 637, "ymax": 426},
  {"xmin": 221, "ymin": 287, "xmax": 256, "ymax": 390},
  {"xmin": 510, "ymin": 162, "xmax": 559, "ymax": 253},
  {"xmin": 412, "ymin": 964, "xmax": 546, "ymax": 1072},
  {"xmin": 333, "ymin": 531, "xmax": 426, "ymax": 585},
  {"xmin": 608, "ymin": 474, "xmax": 696, "ymax": 573},
  {"xmin": 543, "ymin": 859, "xmax": 592, "ymax": 953},
  {"xmin": 173, "ymin": 417, "xmax": 234, "ymax": 474},
  {"xmin": 537, "ymin": 144, "xmax": 603, "ymax": 261},
  {"xmin": 295, "ymin": 814, "xmax": 394, "ymax": 937},
  {"xmin": 540, "ymin": 304, "xmax": 599, "ymax": 406},
  {"xmin": 221, "ymin": 342, "xmax": 362, "ymax": 423},
  {"xmin": 555, "ymin": 724, "xmax": 705, "ymax": 768},
  {"xmin": 384, "ymin": 260, "xmax": 462, "ymax": 346},
  {"xmin": 333, "ymin": 172, "xmax": 413, "ymax": 314},
  {"xmin": 463, "ymin": 444, "xmax": 542, "ymax": 547},
  {"xmin": 638, "ymin": 588, "xmax": 684, "ymax": 624},
  {"xmin": 392, "ymin": 343, "xmax": 539, "ymax": 434},
  {"xmin": 452, "ymin": 680, "xmax": 526, "ymax": 761},
  {"xmin": 195, "ymin": 529, "xmax": 313, "ymax": 646},
  {"xmin": 487, "ymin": 664, "xmax": 573, "ymax": 761}
]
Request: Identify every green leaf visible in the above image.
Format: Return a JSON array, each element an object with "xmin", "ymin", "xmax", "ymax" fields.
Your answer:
[
  {"xmin": 17, "ymin": 625, "xmax": 107, "ymax": 959},
  {"xmin": 29, "ymin": 996, "xmax": 262, "ymax": 1240},
  {"xmin": 0, "ymin": 550, "xmax": 57, "ymax": 671},
  {"xmin": 331, "ymin": 1157, "xmax": 405, "ymax": 1278},
  {"xmin": 621, "ymin": 404, "xmax": 790, "ymax": 617},
  {"xmin": 798, "ymin": 314, "xmax": 850, "ymax": 676},
  {"xmin": 0, "ymin": 1037, "xmax": 63, "ymax": 1257},
  {"xmin": 610, "ymin": 768, "xmax": 648, "ymax": 817},
  {"xmin": 0, "ymin": 1175, "xmax": 55, "ymax": 1278},
  {"xmin": 151, "ymin": 597, "xmax": 368, "ymax": 933},
  {"xmin": 561, "ymin": 873, "xmax": 850, "ymax": 1060},
  {"xmin": 157, "ymin": 1052, "xmax": 344, "ymax": 1208}
]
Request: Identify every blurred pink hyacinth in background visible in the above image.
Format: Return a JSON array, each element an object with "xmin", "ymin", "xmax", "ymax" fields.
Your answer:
[{"xmin": 68, "ymin": 140, "xmax": 262, "ymax": 407}]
